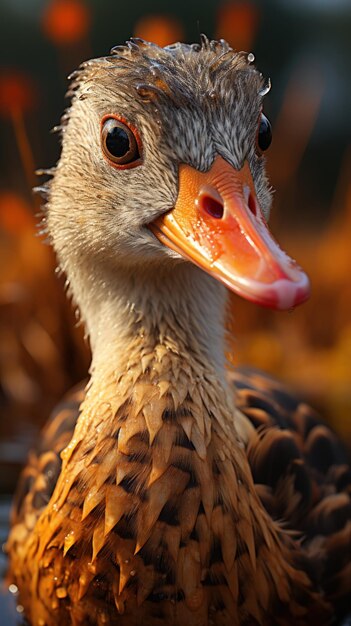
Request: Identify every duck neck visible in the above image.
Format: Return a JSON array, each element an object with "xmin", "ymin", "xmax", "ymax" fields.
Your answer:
[
  {"xmin": 53, "ymin": 258, "xmax": 245, "ymax": 517},
  {"xmin": 78, "ymin": 261, "xmax": 230, "ymax": 391}
]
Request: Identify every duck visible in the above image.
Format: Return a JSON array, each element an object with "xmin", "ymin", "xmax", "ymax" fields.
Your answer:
[{"xmin": 6, "ymin": 36, "xmax": 351, "ymax": 626}]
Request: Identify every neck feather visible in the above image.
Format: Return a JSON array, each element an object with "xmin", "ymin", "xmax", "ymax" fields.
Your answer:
[{"xmin": 68, "ymin": 260, "xmax": 230, "ymax": 383}]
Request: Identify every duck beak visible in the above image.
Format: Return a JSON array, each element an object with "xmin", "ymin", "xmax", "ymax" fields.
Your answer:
[{"xmin": 149, "ymin": 156, "xmax": 310, "ymax": 310}]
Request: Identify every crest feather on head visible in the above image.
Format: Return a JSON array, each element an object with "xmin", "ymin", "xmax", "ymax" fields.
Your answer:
[{"xmin": 66, "ymin": 35, "xmax": 267, "ymax": 110}]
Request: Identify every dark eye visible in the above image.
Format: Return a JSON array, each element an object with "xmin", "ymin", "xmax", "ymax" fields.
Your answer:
[
  {"xmin": 257, "ymin": 113, "xmax": 272, "ymax": 152},
  {"xmin": 101, "ymin": 117, "xmax": 141, "ymax": 167}
]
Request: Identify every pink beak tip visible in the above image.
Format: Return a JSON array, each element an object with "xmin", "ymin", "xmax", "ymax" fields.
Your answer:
[{"xmin": 269, "ymin": 272, "xmax": 311, "ymax": 310}]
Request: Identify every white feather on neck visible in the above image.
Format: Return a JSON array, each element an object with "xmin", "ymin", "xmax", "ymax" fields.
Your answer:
[{"xmin": 64, "ymin": 255, "xmax": 230, "ymax": 386}]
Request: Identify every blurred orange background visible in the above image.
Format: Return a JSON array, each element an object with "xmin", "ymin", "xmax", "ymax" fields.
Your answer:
[{"xmin": 0, "ymin": 0, "xmax": 350, "ymax": 498}]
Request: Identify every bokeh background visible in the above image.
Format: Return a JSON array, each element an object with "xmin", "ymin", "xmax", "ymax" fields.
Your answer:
[{"xmin": 0, "ymin": 0, "xmax": 350, "ymax": 620}]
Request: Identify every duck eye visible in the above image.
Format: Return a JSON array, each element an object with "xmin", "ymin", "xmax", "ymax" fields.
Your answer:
[
  {"xmin": 257, "ymin": 113, "xmax": 272, "ymax": 152},
  {"xmin": 101, "ymin": 117, "xmax": 141, "ymax": 167}
]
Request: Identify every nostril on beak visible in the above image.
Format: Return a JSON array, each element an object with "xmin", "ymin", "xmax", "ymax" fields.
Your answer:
[
  {"xmin": 248, "ymin": 192, "xmax": 257, "ymax": 216},
  {"xmin": 243, "ymin": 185, "xmax": 257, "ymax": 217},
  {"xmin": 199, "ymin": 194, "xmax": 224, "ymax": 219}
]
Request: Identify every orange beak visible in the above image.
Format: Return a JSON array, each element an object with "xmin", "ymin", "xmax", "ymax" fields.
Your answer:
[{"xmin": 149, "ymin": 156, "xmax": 310, "ymax": 310}]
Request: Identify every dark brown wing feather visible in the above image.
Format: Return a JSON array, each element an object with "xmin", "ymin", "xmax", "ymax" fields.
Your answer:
[
  {"xmin": 230, "ymin": 367, "xmax": 351, "ymax": 621},
  {"xmin": 11, "ymin": 383, "xmax": 85, "ymax": 537}
]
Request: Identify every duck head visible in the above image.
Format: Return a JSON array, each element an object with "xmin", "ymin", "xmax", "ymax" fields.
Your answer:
[{"xmin": 45, "ymin": 37, "xmax": 309, "ymax": 313}]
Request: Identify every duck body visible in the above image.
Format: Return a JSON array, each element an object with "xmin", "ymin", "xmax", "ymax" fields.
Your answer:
[{"xmin": 7, "ymin": 37, "xmax": 351, "ymax": 625}]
